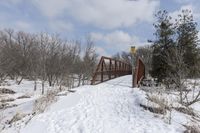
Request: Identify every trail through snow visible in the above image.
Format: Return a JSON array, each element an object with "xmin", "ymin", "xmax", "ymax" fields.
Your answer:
[{"xmin": 20, "ymin": 75, "xmax": 184, "ymax": 133}]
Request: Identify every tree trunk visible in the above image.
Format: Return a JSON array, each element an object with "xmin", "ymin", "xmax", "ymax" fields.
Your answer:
[
  {"xmin": 17, "ymin": 77, "xmax": 23, "ymax": 85},
  {"xmin": 72, "ymin": 76, "xmax": 75, "ymax": 88},
  {"xmin": 34, "ymin": 80, "xmax": 37, "ymax": 91},
  {"xmin": 48, "ymin": 75, "xmax": 53, "ymax": 86},
  {"xmin": 59, "ymin": 85, "xmax": 62, "ymax": 91},
  {"xmin": 49, "ymin": 78, "xmax": 52, "ymax": 86},
  {"xmin": 42, "ymin": 81, "xmax": 45, "ymax": 95},
  {"xmin": 179, "ymin": 84, "xmax": 183, "ymax": 104},
  {"xmin": 77, "ymin": 75, "xmax": 82, "ymax": 87},
  {"xmin": 82, "ymin": 76, "xmax": 86, "ymax": 85}
]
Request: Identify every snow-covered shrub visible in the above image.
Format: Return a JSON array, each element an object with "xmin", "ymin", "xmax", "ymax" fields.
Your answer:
[
  {"xmin": 146, "ymin": 93, "xmax": 170, "ymax": 111},
  {"xmin": 145, "ymin": 93, "xmax": 173, "ymax": 124},
  {"xmin": 140, "ymin": 104, "xmax": 166, "ymax": 114},
  {"xmin": 33, "ymin": 89, "xmax": 58, "ymax": 114},
  {"xmin": 8, "ymin": 112, "xmax": 26, "ymax": 125},
  {"xmin": 0, "ymin": 109, "xmax": 5, "ymax": 131},
  {"xmin": 0, "ymin": 98, "xmax": 15, "ymax": 103},
  {"xmin": 184, "ymin": 124, "xmax": 200, "ymax": 133},
  {"xmin": 17, "ymin": 95, "xmax": 31, "ymax": 99},
  {"xmin": 0, "ymin": 103, "xmax": 6, "ymax": 109},
  {"xmin": 173, "ymin": 107, "xmax": 197, "ymax": 117},
  {"xmin": 0, "ymin": 88, "xmax": 15, "ymax": 94}
]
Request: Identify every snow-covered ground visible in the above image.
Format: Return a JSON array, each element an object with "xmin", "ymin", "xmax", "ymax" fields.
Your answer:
[
  {"xmin": 3, "ymin": 75, "xmax": 188, "ymax": 133},
  {"xmin": 0, "ymin": 79, "xmax": 63, "ymax": 132},
  {"xmin": 2, "ymin": 75, "xmax": 200, "ymax": 133}
]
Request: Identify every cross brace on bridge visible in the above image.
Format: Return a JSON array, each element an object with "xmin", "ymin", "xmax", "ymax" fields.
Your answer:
[
  {"xmin": 91, "ymin": 56, "xmax": 132, "ymax": 85},
  {"xmin": 91, "ymin": 56, "xmax": 145, "ymax": 87}
]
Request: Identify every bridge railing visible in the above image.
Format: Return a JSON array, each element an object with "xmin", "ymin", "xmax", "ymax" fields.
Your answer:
[
  {"xmin": 133, "ymin": 57, "xmax": 145, "ymax": 87},
  {"xmin": 91, "ymin": 56, "xmax": 132, "ymax": 85}
]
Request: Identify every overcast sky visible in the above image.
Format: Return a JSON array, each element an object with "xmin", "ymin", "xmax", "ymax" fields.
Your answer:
[{"xmin": 0, "ymin": 0, "xmax": 200, "ymax": 56}]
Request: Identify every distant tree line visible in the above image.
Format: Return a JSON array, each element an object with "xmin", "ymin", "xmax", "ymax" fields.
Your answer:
[
  {"xmin": 112, "ymin": 45, "xmax": 153, "ymax": 77},
  {"xmin": 0, "ymin": 29, "xmax": 97, "ymax": 94}
]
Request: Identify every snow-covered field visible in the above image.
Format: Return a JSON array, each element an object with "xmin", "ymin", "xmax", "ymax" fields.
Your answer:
[
  {"xmin": 1, "ymin": 75, "xmax": 200, "ymax": 133},
  {"xmin": 0, "ymin": 79, "xmax": 64, "ymax": 132}
]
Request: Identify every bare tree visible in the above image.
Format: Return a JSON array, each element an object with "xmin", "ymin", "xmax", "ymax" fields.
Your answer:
[
  {"xmin": 37, "ymin": 33, "xmax": 49, "ymax": 94},
  {"xmin": 164, "ymin": 46, "xmax": 200, "ymax": 106},
  {"xmin": 121, "ymin": 52, "xmax": 132, "ymax": 64},
  {"xmin": 0, "ymin": 29, "xmax": 20, "ymax": 80},
  {"xmin": 112, "ymin": 52, "xmax": 121, "ymax": 60},
  {"xmin": 57, "ymin": 41, "xmax": 81, "ymax": 89},
  {"xmin": 0, "ymin": 29, "xmax": 98, "ymax": 94},
  {"xmin": 82, "ymin": 37, "xmax": 98, "ymax": 85},
  {"xmin": 136, "ymin": 45, "xmax": 153, "ymax": 75}
]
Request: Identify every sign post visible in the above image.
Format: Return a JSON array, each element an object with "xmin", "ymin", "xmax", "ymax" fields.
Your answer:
[{"xmin": 130, "ymin": 46, "xmax": 136, "ymax": 88}]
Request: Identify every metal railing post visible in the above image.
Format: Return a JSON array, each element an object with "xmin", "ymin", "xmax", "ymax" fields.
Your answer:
[{"xmin": 101, "ymin": 59, "xmax": 104, "ymax": 82}]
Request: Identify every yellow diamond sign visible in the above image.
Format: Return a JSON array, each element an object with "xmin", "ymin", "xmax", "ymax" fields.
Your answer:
[{"xmin": 131, "ymin": 46, "xmax": 136, "ymax": 54}]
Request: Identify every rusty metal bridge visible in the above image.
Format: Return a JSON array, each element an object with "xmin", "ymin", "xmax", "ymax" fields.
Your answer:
[{"xmin": 91, "ymin": 56, "xmax": 145, "ymax": 87}]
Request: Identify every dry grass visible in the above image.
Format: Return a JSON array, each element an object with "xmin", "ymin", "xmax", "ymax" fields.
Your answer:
[
  {"xmin": 0, "ymin": 102, "xmax": 8, "ymax": 109},
  {"xmin": 145, "ymin": 93, "xmax": 174, "ymax": 124},
  {"xmin": 0, "ymin": 102, "xmax": 17, "ymax": 109},
  {"xmin": 146, "ymin": 94, "xmax": 170, "ymax": 110},
  {"xmin": 184, "ymin": 124, "xmax": 200, "ymax": 133},
  {"xmin": 0, "ymin": 88, "xmax": 15, "ymax": 94},
  {"xmin": 0, "ymin": 109, "xmax": 5, "ymax": 132},
  {"xmin": 140, "ymin": 104, "xmax": 166, "ymax": 114},
  {"xmin": 0, "ymin": 81, "xmax": 11, "ymax": 86},
  {"xmin": 8, "ymin": 112, "xmax": 26, "ymax": 125},
  {"xmin": 0, "ymin": 98, "xmax": 15, "ymax": 103},
  {"xmin": 17, "ymin": 95, "xmax": 31, "ymax": 99},
  {"xmin": 173, "ymin": 107, "xmax": 198, "ymax": 117},
  {"xmin": 33, "ymin": 89, "xmax": 58, "ymax": 114}
]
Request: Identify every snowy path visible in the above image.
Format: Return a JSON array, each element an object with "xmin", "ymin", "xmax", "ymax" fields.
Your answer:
[{"xmin": 20, "ymin": 75, "xmax": 183, "ymax": 133}]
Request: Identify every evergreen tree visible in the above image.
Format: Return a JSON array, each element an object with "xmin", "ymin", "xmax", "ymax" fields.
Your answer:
[
  {"xmin": 151, "ymin": 10, "xmax": 175, "ymax": 82},
  {"xmin": 175, "ymin": 10, "xmax": 199, "ymax": 77}
]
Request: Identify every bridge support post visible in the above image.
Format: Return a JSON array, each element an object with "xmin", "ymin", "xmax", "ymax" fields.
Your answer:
[
  {"xmin": 109, "ymin": 59, "xmax": 111, "ymax": 79},
  {"xmin": 131, "ymin": 46, "xmax": 136, "ymax": 88},
  {"xmin": 115, "ymin": 60, "xmax": 117, "ymax": 78},
  {"xmin": 101, "ymin": 59, "xmax": 104, "ymax": 82}
]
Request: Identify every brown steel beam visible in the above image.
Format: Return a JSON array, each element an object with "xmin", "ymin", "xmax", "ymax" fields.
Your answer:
[{"xmin": 91, "ymin": 56, "xmax": 132, "ymax": 85}]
